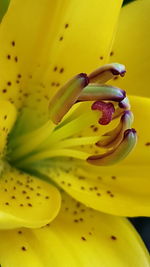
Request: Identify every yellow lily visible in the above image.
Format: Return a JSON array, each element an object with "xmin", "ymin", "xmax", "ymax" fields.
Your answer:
[{"xmin": 0, "ymin": 0, "xmax": 149, "ymax": 266}]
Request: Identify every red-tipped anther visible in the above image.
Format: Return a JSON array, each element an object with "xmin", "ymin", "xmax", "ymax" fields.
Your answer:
[{"xmin": 91, "ymin": 101, "xmax": 115, "ymax": 125}]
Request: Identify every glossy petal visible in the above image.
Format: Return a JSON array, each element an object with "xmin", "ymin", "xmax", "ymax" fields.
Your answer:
[
  {"xmin": 0, "ymin": 0, "xmax": 61, "ymax": 107},
  {"xmin": 0, "ymin": 167, "xmax": 61, "ymax": 229},
  {"xmin": 0, "ymin": 100, "xmax": 17, "ymax": 156},
  {"xmin": 34, "ymin": 96, "xmax": 150, "ymax": 216},
  {"xmin": 44, "ymin": 0, "xmax": 123, "ymax": 97},
  {"xmin": 0, "ymin": 0, "xmax": 122, "ymax": 110},
  {"xmin": 0, "ymin": 193, "xmax": 149, "ymax": 267},
  {"xmin": 110, "ymin": 0, "xmax": 150, "ymax": 97}
]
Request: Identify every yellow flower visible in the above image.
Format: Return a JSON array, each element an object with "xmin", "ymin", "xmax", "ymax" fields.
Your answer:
[{"xmin": 0, "ymin": 0, "xmax": 149, "ymax": 266}]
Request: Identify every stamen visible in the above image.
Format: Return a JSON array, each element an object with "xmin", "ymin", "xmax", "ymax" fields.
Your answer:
[
  {"xmin": 113, "ymin": 97, "xmax": 131, "ymax": 119},
  {"xmin": 77, "ymin": 84, "xmax": 126, "ymax": 102},
  {"xmin": 8, "ymin": 62, "xmax": 136, "ymax": 171},
  {"xmin": 91, "ymin": 101, "xmax": 115, "ymax": 125},
  {"xmin": 9, "ymin": 121, "xmax": 55, "ymax": 162},
  {"xmin": 87, "ymin": 129, "xmax": 137, "ymax": 166},
  {"xmin": 97, "ymin": 110, "xmax": 134, "ymax": 148},
  {"xmin": 49, "ymin": 73, "xmax": 89, "ymax": 124},
  {"xmin": 36, "ymin": 110, "xmax": 100, "ymax": 151},
  {"xmin": 119, "ymin": 97, "xmax": 131, "ymax": 109},
  {"xmin": 16, "ymin": 149, "xmax": 91, "ymax": 168},
  {"xmin": 89, "ymin": 63, "xmax": 126, "ymax": 84},
  {"xmin": 53, "ymin": 136, "xmax": 100, "ymax": 149}
]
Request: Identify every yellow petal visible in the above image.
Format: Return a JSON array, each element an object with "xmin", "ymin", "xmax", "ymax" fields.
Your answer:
[
  {"xmin": 0, "ymin": 0, "xmax": 60, "ymax": 107},
  {"xmin": 0, "ymin": 100, "xmax": 17, "ymax": 156},
  {"xmin": 0, "ymin": 193, "xmax": 149, "ymax": 267},
  {"xmin": 44, "ymin": 0, "xmax": 123, "ymax": 97},
  {"xmin": 0, "ymin": 0, "xmax": 122, "ymax": 110},
  {"xmin": 0, "ymin": 166, "xmax": 61, "ymax": 229},
  {"xmin": 110, "ymin": 0, "xmax": 150, "ymax": 97},
  {"xmin": 34, "ymin": 95, "xmax": 150, "ymax": 216},
  {"xmin": 123, "ymin": 95, "xmax": 150, "ymax": 165}
]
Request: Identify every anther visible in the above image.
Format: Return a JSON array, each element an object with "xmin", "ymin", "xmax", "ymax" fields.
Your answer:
[
  {"xmin": 49, "ymin": 73, "xmax": 89, "ymax": 124},
  {"xmin": 97, "ymin": 110, "xmax": 134, "ymax": 148},
  {"xmin": 89, "ymin": 63, "xmax": 126, "ymax": 84},
  {"xmin": 78, "ymin": 84, "xmax": 126, "ymax": 102},
  {"xmin": 87, "ymin": 128, "xmax": 137, "ymax": 166}
]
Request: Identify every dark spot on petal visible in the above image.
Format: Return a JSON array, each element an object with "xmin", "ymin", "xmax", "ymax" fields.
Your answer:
[
  {"xmin": 93, "ymin": 127, "xmax": 98, "ymax": 132},
  {"xmin": 100, "ymin": 56, "xmax": 104, "ymax": 60},
  {"xmin": 53, "ymin": 66, "xmax": 57, "ymax": 72},
  {"xmin": 14, "ymin": 56, "xmax": 18, "ymax": 62},
  {"xmin": 145, "ymin": 142, "xmax": 150, "ymax": 146},
  {"xmin": 65, "ymin": 23, "xmax": 69, "ymax": 28},
  {"xmin": 60, "ymin": 68, "xmax": 64, "ymax": 73},
  {"xmin": 7, "ymin": 55, "xmax": 11, "ymax": 60},
  {"xmin": 81, "ymin": 236, "xmax": 86, "ymax": 241},
  {"xmin": 110, "ymin": 51, "xmax": 114, "ymax": 56},
  {"xmin": 7, "ymin": 81, "xmax": 12, "ymax": 86},
  {"xmin": 59, "ymin": 36, "xmax": 64, "ymax": 41},
  {"xmin": 11, "ymin": 41, "xmax": 15, "ymax": 46},
  {"xmin": 21, "ymin": 246, "xmax": 27, "ymax": 251},
  {"xmin": 111, "ymin": 235, "xmax": 117, "ymax": 240}
]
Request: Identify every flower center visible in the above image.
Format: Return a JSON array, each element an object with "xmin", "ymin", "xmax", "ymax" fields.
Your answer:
[{"xmin": 7, "ymin": 63, "xmax": 137, "ymax": 172}]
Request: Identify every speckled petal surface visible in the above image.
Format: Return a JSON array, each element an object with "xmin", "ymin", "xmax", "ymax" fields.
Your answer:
[
  {"xmin": 0, "ymin": 193, "xmax": 149, "ymax": 267},
  {"xmin": 0, "ymin": 0, "xmax": 122, "ymax": 110},
  {"xmin": 0, "ymin": 100, "xmax": 17, "ymax": 156},
  {"xmin": 0, "ymin": 167, "xmax": 61, "ymax": 229}
]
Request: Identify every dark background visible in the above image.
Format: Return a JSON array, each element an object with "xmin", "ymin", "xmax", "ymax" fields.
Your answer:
[{"xmin": 130, "ymin": 218, "xmax": 150, "ymax": 251}]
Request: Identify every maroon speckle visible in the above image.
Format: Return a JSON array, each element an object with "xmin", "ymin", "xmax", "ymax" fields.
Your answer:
[
  {"xmin": 145, "ymin": 142, "xmax": 150, "ymax": 146},
  {"xmin": 111, "ymin": 235, "xmax": 117, "ymax": 240},
  {"xmin": 65, "ymin": 23, "xmax": 69, "ymax": 28}
]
